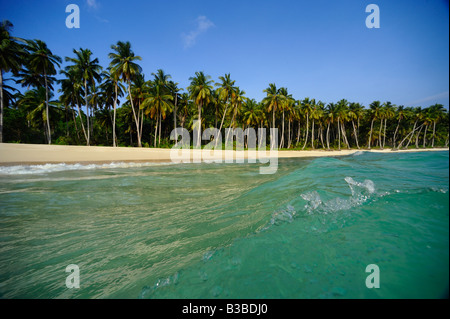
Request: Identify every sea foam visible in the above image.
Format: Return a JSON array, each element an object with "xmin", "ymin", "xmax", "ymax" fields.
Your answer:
[{"xmin": 0, "ymin": 162, "xmax": 174, "ymax": 175}]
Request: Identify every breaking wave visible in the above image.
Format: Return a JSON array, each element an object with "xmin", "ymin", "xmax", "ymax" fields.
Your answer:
[
  {"xmin": 0, "ymin": 161, "xmax": 174, "ymax": 175},
  {"xmin": 300, "ymin": 176, "xmax": 376, "ymax": 215}
]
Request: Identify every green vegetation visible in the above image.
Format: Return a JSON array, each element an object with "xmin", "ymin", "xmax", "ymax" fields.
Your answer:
[{"xmin": 1, "ymin": 20, "xmax": 449, "ymax": 149}]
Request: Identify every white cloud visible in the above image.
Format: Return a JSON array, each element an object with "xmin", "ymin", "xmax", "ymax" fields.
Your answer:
[
  {"xmin": 408, "ymin": 91, "xmax": 449, "ymax": 106},
  {"xmin": 181, "ymin": 16, "xmax": 215, "ymax": 49},
  {"xmin": 86, "ymin": 0, "xmax": 98, "ymax": 9}
]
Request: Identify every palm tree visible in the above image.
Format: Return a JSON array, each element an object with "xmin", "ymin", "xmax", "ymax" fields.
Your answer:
[
  {"xmin": 392, "ymin": 105, "xmax": 406, "ymax": 149},
  {"xmin": 0, "ymin": 20, "xmax": 25, "ymax": 143},
  {"xmin": 422, "ymin": 108, "xmax": 432, "ymax": 148},
  {"xmin": 335, "ymin": 99, "xmax": 350, "ymax": 150},
  {"xmin": 141, "ymin": 80, "xmax": 173, "ymax": 147},
  {"xmin": 300, "ymin": 98, "xmax": 313, "ymax": 150},
  {"xmin": 348, "ymin": 102, "xmax": 363, "ymax": 149},
  {"xmin": 278, "ymin": 87, "xmax": 293, "ymax": 148},
  {"xmin": 167, "ymin": 80, "xmax": 181, "ymax": 144},
  {"xmin": 65, "ymin": 48, "xmax": 102, "ymax": 146},
  {"xmin": 262, "ymin": 83, "xmax": 284, "ymax": 131},
  {"xmin": 215, "ymin": 73, "xmax": 236, "ymax": 146},
  {"xmin": 286, "ymin": 97, "xmax": 297, "ymax": 149},
  {"xmin": 109, "ymin": 41, "xmax": 143, "ymax": 146},
  {"xmin": 59, "ymin": 69, "xmax": 85, "ymax": 143},
  {"xmin": 367, "ymin": 101, "xmax": 382, "ymax": 149},
  {"xmin": 17, "ymin": 87, "xmax": 61, "ymax": 141},
  {"xmin": 428, "ymin": 104, "xmax": 445, "ymax": 148},
  {"xmin": 325, "ymin": 103, "xmax": 337, "ymax": 150},
  {"xmin": 131, "ymin": 72, "xmax": 148, "ymax": 143},
  {"xmin": 382, "ymin": 101, "xmax": 395, "ymax": 148},
  {"xmin": 226, "ymin": 87, "xmax": 246, "ymax": 143},
  {"xmin": 187, "ymin": 71, "xmax": 214, "ymax": 148},
  {"xmin": 22, "ymin": 39, "xmax": 61, "ymax": 144},
  {"xmin": 99, "ymin": 70, "xmax": 124, "ymax": 146}
]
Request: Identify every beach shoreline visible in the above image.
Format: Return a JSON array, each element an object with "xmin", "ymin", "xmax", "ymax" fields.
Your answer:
[{"xmin": 0, "ymin": 143, "xmax": 448, "ymax": 166}]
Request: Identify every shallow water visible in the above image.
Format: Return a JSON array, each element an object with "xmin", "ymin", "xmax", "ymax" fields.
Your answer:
[{"xmin": 0, "ymin": 151, "xmax": 448, "ymax": 298}]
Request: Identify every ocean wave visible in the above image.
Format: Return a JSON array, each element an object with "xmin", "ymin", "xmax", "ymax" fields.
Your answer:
[
  {"xmin": 0, "ymin": 161, "xmax": 175, "ymax": 175},
  {"xmin": 300, "ymin": 176, "xmax": 376, "ymax": 215},
  {"xmin": 352, "ymin": 151, "xmax": 366, "ymax": 156}
]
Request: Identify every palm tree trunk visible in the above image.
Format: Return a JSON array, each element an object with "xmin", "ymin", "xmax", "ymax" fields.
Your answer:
[
  {"xmin": 326, "ymin": 121, "xmax": 331, "ymax": 150},
  {"xmin": 72, "ymin": 107, "xmax": 80, "ymax": 143},
  {"xmin": 139, "ymin": 100, "xmax": 144, "ymax": 141},
  {"xmin": 432, "ymin": 121, "xmax": 436, "ymax": 148},
  {"xmin": 296, "ymin": 120, "xmax": 301, "ymax": 145},
  {"xmin": 225, "ymin": 107, "xmax": 237, "ymax": 145},
  {"xmin": 158, "ymin": 112, "xmax": 162, "ymax": 146},
  {"xmin": 84, "ymin": 80, "xmax": 90, "ymax": 146},
  {"xmin": 44, "ymin": 68, "xmax": 51, "ymax": 144},
  {"xmin": 216, "ymin": 98, "xmax": 229, "ymax": 147},
  {"xmin": 378, "ymin": 119, "xmax": 383, "ymax": 149},
  {"xmin": 302, "ymin": 113, "xmax": 309, "ymax": 150},
  {"xmin": 383, "ymin": 118, "xmax": 387, "ymax": 148},
  {"xmin": 280, "ymin": 110, "xmax": 285, "ymax": 148},
  {"xmin": 392, "ymin": 117, "xmax": 401, "ymax": 149},
  {"xmin": 319, "ymin": 124, "xmax": 325, "ymax": 149},
  {"xmin": 337, "ymin": 117, "xmax": 341, "ymax": 151},
  {"xmin": 76, "ymin": 97, "xmax": 88, "ymax": 143},
  {"xmin": 341, "ymin": 120, "xmax": 350, "ymax": 149},
  {"xmin": 174, "ymin": 93, "xmax": 178, "ymax": 144},
  {"xmin": 154, "ymin": 111, "xmax": 159, "ymax": 148},
  {"xmin": 311, "ymin": 119, "xmax": 315, "ymax": 149},
  {"xmin": 415, "ymin": 125, "xmax": 423, "ymax": 148},
  {"xmin": 368, "ymin": 119, "xmax": 374, "ymax": 150},
  {"xmin": 113, "ymin": 83, "xmax": 118, "ymax": 147},
  {"xmin": 405, "ymin": 120, "xmax": 417, "ymax": 149},
  {"xmin": 287, "ymin": 118, "xmax": 291, "ymax": 149},
  {"xmin": 0, "ymin": 70, "xmax": 3, "ymax": 143},
  {"xmin": 352, "ymin": 120, "xmax": 360, "ymax": 149},
  {"xmin": 398, "ymin": 123, "xmax": 422, "ymax": 149},
  {"xmin": 197, "ymin": 100, "xmax": 202, "ymax": 148},
  {"xmin": 127, "ymin": 83, "xmax": 141, "ymax": 147},
  {"xmin": 423, "ymin": 125, "xmax": 428, "ymax": 148}
]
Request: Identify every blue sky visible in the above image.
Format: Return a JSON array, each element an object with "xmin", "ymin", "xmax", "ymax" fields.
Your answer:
[{"xmin": 1, "ymin": 0, "xmax": 449, "ymax": 108}]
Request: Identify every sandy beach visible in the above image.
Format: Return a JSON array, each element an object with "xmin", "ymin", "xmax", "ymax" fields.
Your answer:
[{"xmin": 0, "ymin": 143, "xmax": 447, "ymax": 165}]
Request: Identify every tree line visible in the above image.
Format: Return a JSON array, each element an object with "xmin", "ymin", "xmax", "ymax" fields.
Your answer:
[{"xmin": 1, "ymin": 20, "xmax": 448, "ymax": 150}]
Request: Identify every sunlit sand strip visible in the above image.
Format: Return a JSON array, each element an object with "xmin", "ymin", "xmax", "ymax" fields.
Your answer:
[{"xmin": 0, "ymin": 143, "xmax": 448, "ymax": 165}]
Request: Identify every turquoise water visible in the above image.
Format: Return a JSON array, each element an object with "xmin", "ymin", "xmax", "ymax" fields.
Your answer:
[{"xmin": 0, "ymin": 151, "xmax": 448, "ymax": 299}]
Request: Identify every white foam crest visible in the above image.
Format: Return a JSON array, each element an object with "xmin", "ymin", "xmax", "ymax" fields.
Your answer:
[
  {"xmin": 0, "ymin": 162, "xmax": 175, "ymax": 175},
  {"xmin": 301, "ymin": 177, "xmax": 376, "ymax": 214},
  {"xmin": 269, "ymin": 204, "xmax": 297, "ymax": 226},
  {"xmin": 352, "ymin": 151, "xmax": 365, "ymax": 156}
]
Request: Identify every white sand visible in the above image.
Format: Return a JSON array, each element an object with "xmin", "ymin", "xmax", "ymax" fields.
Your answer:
[{"xmin": 0, "ymin": 143, "xmax": 447, "ymax": 165}]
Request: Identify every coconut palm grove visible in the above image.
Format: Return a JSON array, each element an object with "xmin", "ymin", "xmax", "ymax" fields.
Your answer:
[{"xmin": 1, "ymin": 20, "xmax": 448, "ymax": 150}]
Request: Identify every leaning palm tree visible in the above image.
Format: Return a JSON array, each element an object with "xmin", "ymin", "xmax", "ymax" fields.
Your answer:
[
  {"xmin": 348, "ymin": 102, "xmax": 363, "ymax": 149},
  {"xmin": 392, "ymin": 105, "xmax": 406, "ymax": 149},
  {"xmin": 215, "ymin": 73, "xmax": 236, "ymax": 146},
  {"xmin": 109, "ymin": 41, "xmax": 143, "ymax": 147},
  {"xmin": 23, "ymin": 39, "xmax": 61, "ymax": 144},
  {"xmin": 65, "ymin": 48, "xmax": 102, "ymax": 146},
  {"xmin": 187, "ymin": 71, "xmax": 214, "ymax": 148}
]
